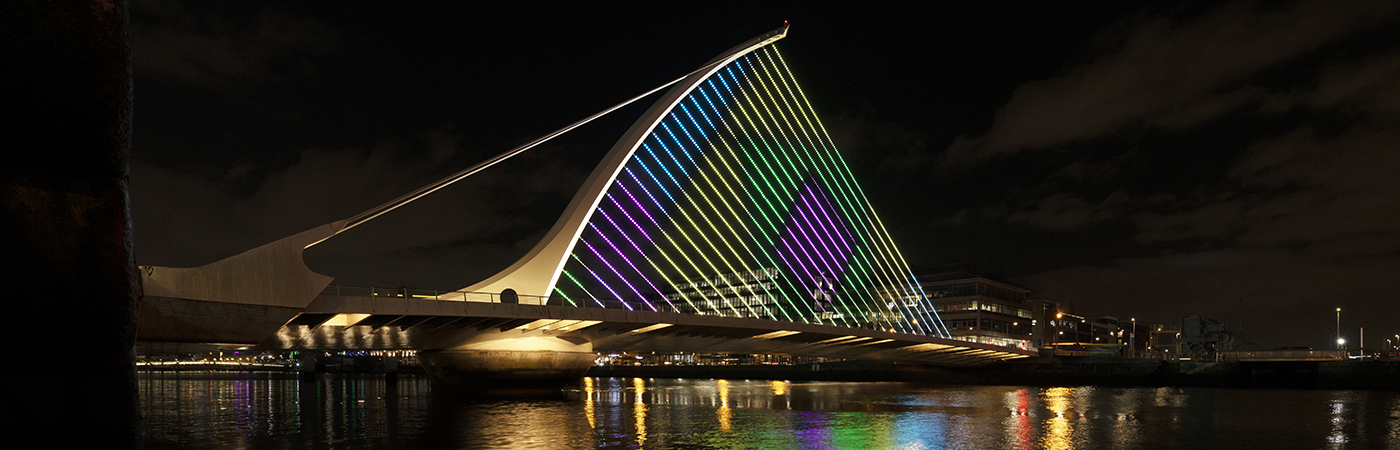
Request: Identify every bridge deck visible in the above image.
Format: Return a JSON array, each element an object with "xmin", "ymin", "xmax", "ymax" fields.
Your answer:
[{"xmin": 240, "ymin": 294, "xmax": 1035, "ymax": 367}]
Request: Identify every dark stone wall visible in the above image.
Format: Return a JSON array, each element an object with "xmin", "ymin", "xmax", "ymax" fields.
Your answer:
[{"xmin": 0, "ymin": 1, "xmax": 140, "ymax": 448}]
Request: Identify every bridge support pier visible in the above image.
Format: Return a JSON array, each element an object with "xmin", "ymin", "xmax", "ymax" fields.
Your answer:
[
  {"xmin": 2, "ymin": 2, "xmax": 139, "ymax": 448},
  {"xmin": 419, "ymin": 336, "xmax": 594, "ymax": 390},
  {"xmin": 296, "ymin": 353, "xmax": 318, "ymax": 378}
]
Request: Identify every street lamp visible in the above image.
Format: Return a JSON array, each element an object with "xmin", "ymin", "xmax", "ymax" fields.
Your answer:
[
  {"xmin": 1336, "ymin": 308, "xmax": 1342, "ymax": 350},
  {"xmin": 1130, "ymin": 318, "xmax": 1136, "ymax": 358}
]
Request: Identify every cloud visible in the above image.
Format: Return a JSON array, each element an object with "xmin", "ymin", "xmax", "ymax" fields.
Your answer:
[
  {"xmin": 130, "ymin": 0, "xmax": 337, "ymax": 91},
  {"xmin": 130, "ymin": 130, "xmax": 589, "ymax": 288},
  {"xmin": 956, "ymin": 7, "xmax": 1400, "ymax": 347},
  {"xmin": 940, "ymin": 4, "xmax": 1400, "ymax": 254},
  {"xmin": 944, "ymin": 1, "xmax": 1400, "ymax": 163},
  {"xmin": 1017, "ymin": 247, "xmax": 1400, "ymax": 347},
  {"xmin": 1023, "ymin": 97, "xmax": 1400, "ymax": 337},
  {"xmin": 1006, "ymin": 191, "xmax": 1133, "ymax": 231},
  {"xmin": 1127, "ymin": 121, "xmax": 1400, "ymax": 254},
  {"xmin": 1129, "ymin": 192, "xmax": 1246, "ymax": 244},
  {"xmin": 1235, "ymin": 127, "xmax": 1400, "ymax": 251},
  {"xmin": 825, "ymin": 111, "xmax": 935, "ymax": 177},
  {"xmin": 1266, "ymin": 46, "xmax": 1400, "ymax": 116},
  {"xmin": 131, "ymin": 144, "xmax": 433, "ymax": 266},
  {"xmin": 1008, "ymin": 46, "xmax": 1400, "ymax": 347}
]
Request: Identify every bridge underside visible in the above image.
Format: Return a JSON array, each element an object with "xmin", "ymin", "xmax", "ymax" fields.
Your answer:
[{"xmin": 139, "ymin": 294, "xmax": 1033, "ymax": 367}]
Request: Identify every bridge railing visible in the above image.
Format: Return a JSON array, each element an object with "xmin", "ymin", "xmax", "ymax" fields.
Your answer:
[
  {"xmin": 321, "ymin": 284, "xmax": 923, "ymax": 320},
  {"xmin": 1221, "ymin": 349, "xmax": 1348, "ymax": 361},
  {"xmin": 321, "ymin": 285, "xmax": 566, "ymax": 306},
  {"xmin": 321, "ymin": 284, "xmax": 693, "ymax": 310},
  {"xmin": 321, "ymin": 285, "xmax": 922, "ymax": 333},
  {"xmin": 322, "ymin": 285, "xmax": 459, "ymax": 300}
]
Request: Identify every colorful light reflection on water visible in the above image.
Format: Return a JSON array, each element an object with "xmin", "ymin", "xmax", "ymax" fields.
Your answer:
[
  {"xmin": 141, "ymin": 373, "xmax": 1400, "ymax": 449},
  {"xmin": 562, "ymin": 378, "xmax": 1400, "ymax": 449}
]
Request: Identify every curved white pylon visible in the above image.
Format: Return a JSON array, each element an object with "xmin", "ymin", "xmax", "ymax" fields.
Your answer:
[{"xmin": 461, "ymin": 25, "xmax": 789, "ymax": 299}]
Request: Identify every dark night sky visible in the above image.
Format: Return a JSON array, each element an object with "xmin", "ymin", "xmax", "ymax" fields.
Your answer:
[{"xmin": 129, "ymin": 1, "xmax": 1400, "ymax": 349}]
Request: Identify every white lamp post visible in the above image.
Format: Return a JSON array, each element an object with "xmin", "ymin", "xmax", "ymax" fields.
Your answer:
[{"xmin": 1336, "ymin": 308, "xmax": 1342, "ymax": 350}]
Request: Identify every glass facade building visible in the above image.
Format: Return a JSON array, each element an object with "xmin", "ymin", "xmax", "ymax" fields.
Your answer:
[{"xmin": 913, "ymin": 264, "xmax": 1036, "ymax": 350}]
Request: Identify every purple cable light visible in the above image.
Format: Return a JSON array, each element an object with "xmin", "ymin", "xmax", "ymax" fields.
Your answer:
[{"xmin": 774, "ymin": 182, "xmax": 855, "ymax": 313}]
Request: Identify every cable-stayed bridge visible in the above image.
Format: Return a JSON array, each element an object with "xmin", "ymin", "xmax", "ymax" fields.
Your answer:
[{"xmin": 137, "ymin": 25, "xmax": 1034, "ymax": 383}]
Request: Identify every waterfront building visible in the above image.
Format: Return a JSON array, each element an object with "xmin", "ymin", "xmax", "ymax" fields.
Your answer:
[
  {"xmin": 913, "ymin": 264, "xmax": 1035, "ymax": 350},
  {"xmin": 1123, "ymin": 319, "xmax": 1151, "ymax": 357},
  {"xmin": 657, "ymin": 261, "xmax": 1150, "ymax": 357},
  {"xmin": 1029, "ymin": 299, "xmax": 1124, "ymax": 355},
  {"xmin": 663, "ymin": 266, "xmax": 888, "ymax": 328},
  {"xmin": 1089, "ymin": 316, "xmax": 1124, "ymax": 346},
  {"xmin": 665, "ymin": 267, "xmax": 785, "ymax": 320}
]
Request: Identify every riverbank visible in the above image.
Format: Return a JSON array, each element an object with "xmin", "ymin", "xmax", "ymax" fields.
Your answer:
[
  {"xmin": 588, "ymin": 359, "xmax": 980, "ymax": 383},
  {"xmin": 133, "ymin": 355, "xmax": 1400, "ymax": 390},
  {"xmin": 136, "ymin": 357, "xmax": 427, "ymax": 374},
  {"xmin": 588, "ymin": 357, "xmax": 1400, "ymax": 390}
]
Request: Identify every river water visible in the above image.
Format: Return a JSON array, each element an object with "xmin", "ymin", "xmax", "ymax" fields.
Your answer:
[{"xmin": 140, "ymin": 372, "xmax": 1400, "ymax": 449}]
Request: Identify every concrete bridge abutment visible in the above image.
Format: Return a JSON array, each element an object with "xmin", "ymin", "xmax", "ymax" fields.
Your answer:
[{"xmin": 419, "ymin": 335, "xmax": 595, "ymax": 390}]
